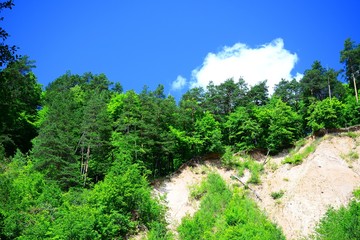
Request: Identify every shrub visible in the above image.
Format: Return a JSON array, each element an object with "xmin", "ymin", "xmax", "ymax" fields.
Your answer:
[
  {"xmin": 271, "ymin": 190, "xmax": 285, "ymax": 199},
  {"xmin": 283, "ymin": 139, "xmax": 319, "ymax": 165},
  {"xmin": 178, "ymin": 174, "xmax": 285, "ymax": 240},
  {"xmin": 314, "ymin": 192, "xmax": 360, "ymax": 239}
]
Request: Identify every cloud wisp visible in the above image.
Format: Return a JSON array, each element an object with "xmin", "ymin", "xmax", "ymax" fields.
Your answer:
[
  {"xmin": 171, "ymin": 75, "xmax": 187, "ymax": 91},
  {"xmin": 190, "ymin": 38, "xmax": 301, "ymax": 92}
]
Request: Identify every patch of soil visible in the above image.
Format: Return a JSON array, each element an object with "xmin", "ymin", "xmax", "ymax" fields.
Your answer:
[
  {"xmin": 153, "ymin": 160, "xmax": 237, "ymax": 233},
  {"xmin": 254, "ymin": 134, "xmax": 360, "ymax": 239}
]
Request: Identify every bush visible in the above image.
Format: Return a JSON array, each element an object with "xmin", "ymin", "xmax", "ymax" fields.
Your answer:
[
  {"xmin": 221, "ymin": 146, "xmax": 237, "ymax": 167},
  {"xmin": 271, "ymin": 190, "xmax": 285, "ymax": 199},
  {"xmin": 307, "ymin": 98, "xmax": 346, "ymax": 133},
  {"xmin": 314, "ymin": 191, "xmax": 360, "ymax": 239},
  {"xmin": 178, "ymin": 174, "xmax": 285, "ymax": 240}
]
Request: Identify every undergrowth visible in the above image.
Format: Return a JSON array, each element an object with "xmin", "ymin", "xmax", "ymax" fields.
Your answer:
[
  {"xmin": 178, "ymin": 173, "xmax": 285, "ymax": 240},
  {"xmin": 313, "ymin": 189, "xmax": 360, "ymax": 240},
  {"xmin": 221, "ymin": 146, "xmax": 263, "ymax": 184},
  {"xmin": 282, "ymin": 138, "xmax": 321, "ymax": 165},
  {"xmin": 271, "ymin": 190, "xmax": 285, "ymax": 200},
  {"xmin": 190, "ymin": 179, "xmax": 208, "ymax": 200}
]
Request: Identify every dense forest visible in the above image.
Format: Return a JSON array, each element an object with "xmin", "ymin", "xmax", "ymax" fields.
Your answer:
[{"xmin": 1, "ymin": 1, "xmax": 360, "ymax": 239}]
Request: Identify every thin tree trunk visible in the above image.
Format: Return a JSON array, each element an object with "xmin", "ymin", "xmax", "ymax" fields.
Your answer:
[{"xmin": 83, "ymin": 145, "xmax": 90, "ymax": 186}]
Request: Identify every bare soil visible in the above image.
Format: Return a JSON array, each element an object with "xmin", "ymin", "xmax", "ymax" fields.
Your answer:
[
  {"xmin": 153, "ymin": 160, "xmax": 238, "ymax": 233},
  {"xmin": 254, "ymin": 134, "xmax": 360, "ymax": 239}
]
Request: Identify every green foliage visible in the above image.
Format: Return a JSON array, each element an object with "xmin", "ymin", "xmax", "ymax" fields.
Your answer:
[
  {"xmin": 220, "ymin": 146, "xmax": 238, "ymax": 167},
  {"xmin": 220, "ymin": 150, "xmax": 263, "ymax": 184},
  {"xmin": 87, "ymin": 158, "xmax": 166, "ymax": 238},
  {"xmin": 300, "ymin": 61, "xmax": 345, "ymax": 103},
  {"xmin": 190, "ymin": 179, "xmax": 208, "ymax": 200},
  {"xmin": 345, "ymin": 131, "xmax": 359, "ymax": 139},
  {"xmin": 147, "ymin": 221, "xmax": 173, "ymax": 240},
  {"xmin": 274, "ymin": 78, "xmax": 301, "ymax": 109},
  {"xmin": 0, "ymin": 151, "xmax": 169, "ymax": 239},
  {"xmin": 178, "ymin": 173, "xmax": 232, "ymax": 240},
  {"xmin": 265, "ymin": 98, "xmax": 302, "ymax": 153},
  {"xmin": 247, "ymin": 80, "xmax": 269, "ymax": 106},
  {"xmin": 0, "ymin": 0, "xmax": 17, "ymax": 67},
  {"xmin": 226, "ymin": 98, "xmax": 301, "ymax": 153},
  {"xmin": 271, "ymin": 190, "xmax": 285, "ymax": 199},
  {"xmin": 283, "ymin": 139, "xmax": 320, "ymax": 165},
  {"xmin": 340, "ymin": 38, "xmax": 360, "ymax": 91},
  {"xmin": 178, "ymin": 174, "xmax": 285, "ymax": 240},
  {"xmin": 342, "ymin": 86, "xmax": 360, "ymax": 126},
  {"xmin": 225, "ymin": 106, "xmax": 261, "ymax": 151},
  {"xmin": 195, "ymin": 111, "xmax": 223, "ymax": 153},
  {"xmin": 0, "ymin": 152, "xmax": 62, "ymax": 239},
  {"xmin": 241, "ymin": 157, "xmax": 264, "ymax": 184},
  {"xmin": 314, "ymin": 190, "xmax": 360, "ymax": 240},
  {"xmin": 203, "ymin": 78, "xmax": 249, "ymax": 121},
  {"xmin": 307, "ymin": 98, "xmax": 346, "ymax": 132},
  {"xmin": 32, "ymin": 72, "xmax": 113, "ymax": 189},
  {"xmin": 0, "ymin": 56, "xmax": 42, "ymax": 156},
  {"xmin": 348, "ymin": 151, "xmax": 359, "ymax": 160}
]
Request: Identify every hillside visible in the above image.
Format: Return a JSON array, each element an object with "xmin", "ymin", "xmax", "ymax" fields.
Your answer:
[{"xmin": 154, "ymin": 132, "xmax": 360, "ymax": 239}]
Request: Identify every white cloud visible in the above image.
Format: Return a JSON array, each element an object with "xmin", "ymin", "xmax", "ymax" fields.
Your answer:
[
  {"xmin": 171, "ymin": 75, "xmax": 187, "ymax": 91},
  {"xmin": 190, "ymin": 38, "xmax": 300, "ymax": 93}
]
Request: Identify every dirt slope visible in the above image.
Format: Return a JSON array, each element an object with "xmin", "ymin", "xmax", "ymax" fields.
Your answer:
[
  {"xmin": 153, "ymin": 133, "xmax": 360, "ymax": 239},
  {"xmin": 254, "ymin": 134, "xmax": 360, "ymax": 239},
  {"xmin": 153, "ymin": 159, "xmax": 238, "ymax": 232}
]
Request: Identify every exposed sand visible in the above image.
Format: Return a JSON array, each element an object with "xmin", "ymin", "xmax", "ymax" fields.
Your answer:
[
  {"xmin": 254, "ymin": 134, "xmax": 360, "ymax": 239},
  {"xmin": 153, "ymin": 159, "xmax": 237, "ymax": 232}
]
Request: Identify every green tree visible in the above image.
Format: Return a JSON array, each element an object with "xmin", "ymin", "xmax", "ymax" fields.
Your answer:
[
  {"xmin": 79, "ymin": 91, "xmax": 112, "ymax": 185},
  {"xmin": 265, "ymin": 98, "xmax": 302, "ymax": 153},
  {"xmin": 0, "ymin": 152, "xmax": 62, "ymax": 239},
  {"xmin": 110, "ymin": 85, "xmax": 178, "ymax": 177},
  {"xmin": 88, "ymin": 157, "xmax": 166, "ymax": 239},
  {"xmin": 32, "ymin": 89, "xmax": 82, "ymax": 189},
  {"xmin": 247, "ymin": 80, "xmax": 269, "ymax": 106},
  {"xmin": 178, "ymin": 87, "xmax": 205, "ymax": 130},
  {"xmin": 0, "ymin": 0, "xmax": 17, "ymax": 67},
  {"xmin": 32, "ymin": 72, "xmax": 113, "ymax": 189},
  {"xmin": 307, "ymin": 98, "xmax": 346, "ymax": 133},
  {"xmin": 225, "ymin": 106, "xmax": 261, "ymax": 151},
  {"xmin": 340, "ymin": 38, "xmax": 360, "ymax": 97},
  {"xmin": 274, "ymin": 78, "xmax": 301, "ymax": 109},
  {"xmin": 0, "ymin": 56, "xmax": 41, "ymax": 156},
  {"xmin": 108, "ymin": 90, "xmax": 143, "ymax": 163},
  {"xmin": 342, "ymin": 84, "xmax": 360, "ymax": 126},
  {"xmin": 194, "ymin": 111, "xmax": 223, "ymax": 153},
  {"xmin": 203, "ymin": 79, "xmax": 249, "ymax": 122},
  {"xmin": 300, "ymin": 61, "xmax": 344, "ymax": 103}
]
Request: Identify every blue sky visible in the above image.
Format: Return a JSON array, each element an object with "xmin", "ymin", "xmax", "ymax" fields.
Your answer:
[{"xmin": 3, "ymin": 1, "xmax": 360, "ymax": 98}]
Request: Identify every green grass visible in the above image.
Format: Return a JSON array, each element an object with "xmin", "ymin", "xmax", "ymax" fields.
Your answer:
[
  {"xmin": 348, "ymin": 151, "xmax": 359, "ymax": 160},
  {"xmin": 190, "ymin": 179, "xmax": 208, "ymax": 200},
  {"xmin": 283, "ymin": 139, "xmax": 321, "ymax": 165},
  {"xmin": 271, "ymin": 190, "xmax": 285, "ymax": 200},
  {"xmin": 178, "ymin": 173, "xmax": 285, "ymax": 240},
  {"xmin": 313, "ymin": 189, "xmax": 360, "ymax": 239},
  {"xmin": 345, "ymin": 131, "xmax": 359, "ymax": 139},
  {"xmin": 221, "ymin": 147, "xmax": 264, "ymax": 184}
]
